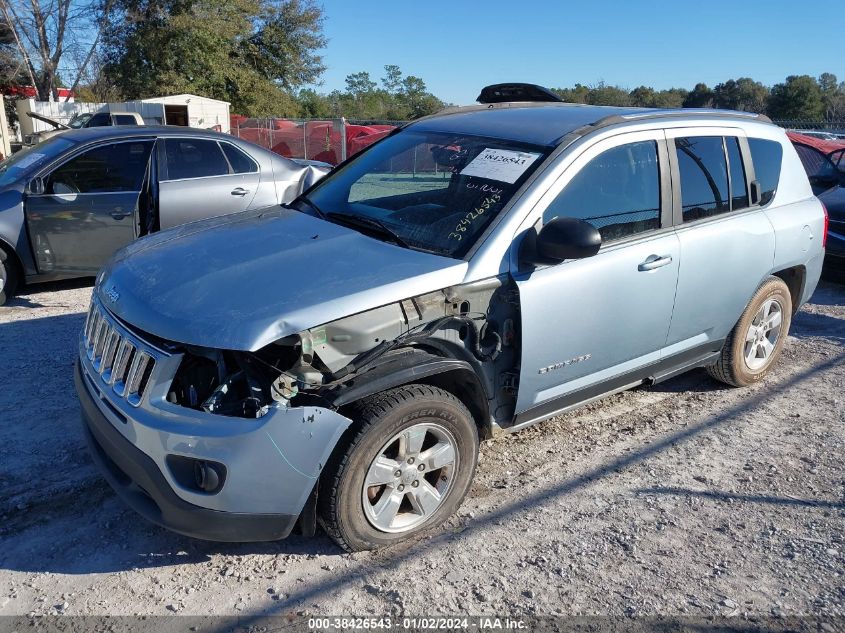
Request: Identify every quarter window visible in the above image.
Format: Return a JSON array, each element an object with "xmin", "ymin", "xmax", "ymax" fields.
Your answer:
[
  {"xmin": 747, "ymin": 138, "xmax": 783, "ymax": 206},
  {"xmin": 46, "ymin": 141, "xmax": 154, "ymax": 194},
  {"xmin": 164, "ymin": 138, "xmax": 230, "ymax": 180},
  {"xmin": 221, "ymin": 143, "xmax": 258, "ymax": 174},
  {"xmin": 543, "ymin": 140, "xmax": 661, "ymax": 242},
  {"xmin": 676, "ymin": 136, "xmax": 730, "ymax": 222}
]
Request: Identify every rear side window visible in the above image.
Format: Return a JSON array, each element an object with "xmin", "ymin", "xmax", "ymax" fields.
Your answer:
[
  {"xmin": 46, "ymin": 141, "xmax": 154, "ymax": 194},
  {"xmin": 793, "ymin": 144, "xmax": 830, "ymax": 179},
  {"xmin": 747, "ymin": 138, "xmax": 783, "ymax": 206},
  {"xmin": 86, "ymin": 113, "xmax": 112, "ymax": 128},
  {"xmin": 221, "ymin": 143, "xmax": 258, "ymax": 174},
  {"xmin": 726, "ymin": 137, "xmax": 749, "ymax": 210},
  {"xmin": 543, "ymin": 140, "xmax": 661, "ymax": 242},
  {"xmin": 676, "ymin": 136, "xmax": 729, "ymax": 222},
  {"xmin": 113, "ymin": 114, "xmax": 138, "ymax": 125},
  {"xmin": 164, "ymin": 138, "xmax": 230, "ymax": 180}
]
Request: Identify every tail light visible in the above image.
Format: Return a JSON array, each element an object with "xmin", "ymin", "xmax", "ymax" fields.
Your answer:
[{"xmin": 821, "ymin": 201, "xmax": 829, "ymax": 249}]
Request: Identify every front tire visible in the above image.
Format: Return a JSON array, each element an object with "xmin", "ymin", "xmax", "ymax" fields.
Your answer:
[
  {"xmin": 318, "ymin": 384, "xmax": 479, "ymax": 552},
  {"xmin": 0, "ymin": 247, "xmax": 20, "ymax": 306},
  {"xmin": 707, "ymin": 276, "xmax": 792, "ymax": 387}
]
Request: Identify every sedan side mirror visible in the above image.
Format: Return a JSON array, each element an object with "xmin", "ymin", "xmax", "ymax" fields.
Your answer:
[
  {"xmin": 522, "ymin": 216, "xmax": 602, "ymax": 265},
  {"xmin": 28, "ymin": 177, "xmax": 45, "ymax": 195}
]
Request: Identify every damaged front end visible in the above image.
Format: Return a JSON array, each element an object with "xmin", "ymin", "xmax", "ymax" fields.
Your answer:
[{"xmin": 165, "ymin": 277, "xmax": 520, "ymax": 432}]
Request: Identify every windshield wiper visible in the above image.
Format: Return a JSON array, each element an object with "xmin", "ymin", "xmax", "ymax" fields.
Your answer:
[{"xmin": 326, "ymin": 212, "xmax": 413, "ymax": 249}]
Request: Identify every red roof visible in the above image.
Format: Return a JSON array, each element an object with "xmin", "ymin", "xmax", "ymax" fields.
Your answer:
[
  {"xmin": 5, "ymin": 85, "xmax": 74, "ymax": 99},
  {"xmin": 786, "ymin": 131, "xmax": 845, "ymax": 155}
]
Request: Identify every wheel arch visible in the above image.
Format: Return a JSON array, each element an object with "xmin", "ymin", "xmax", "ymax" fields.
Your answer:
[
  {"xmin": 0, "ymin": 236, "xmax": 24, "ymax": 289},
  {"xmin": 771, "ymin": 265, "xmax": 805, "ymax": 315},
  {"xmin": 325, "ymin": 347, "xmax": 492, "ymax": 438}
]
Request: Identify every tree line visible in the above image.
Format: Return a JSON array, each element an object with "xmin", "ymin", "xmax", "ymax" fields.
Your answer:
[
  {"xmin": 0, "ymin": 0, "xmax": 843, "ymax": 124},
  {"xmin": 553, "ymin": 75, "xmax": 845, "ymax": 122}
]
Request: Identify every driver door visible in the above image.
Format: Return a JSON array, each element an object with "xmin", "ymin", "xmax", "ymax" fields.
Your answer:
[
  {"xmin": 512, "ymin": 130, "xmax": 679, "ymax": 422},
  {"xmin": 25, "ymin": 139, "xmax": 154, "ymax": 274}
]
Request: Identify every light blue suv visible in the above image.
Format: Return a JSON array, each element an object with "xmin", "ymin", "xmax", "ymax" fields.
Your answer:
[{"xmin": 75, "ymin": 87, "xmax": 825, "ymax": 551}]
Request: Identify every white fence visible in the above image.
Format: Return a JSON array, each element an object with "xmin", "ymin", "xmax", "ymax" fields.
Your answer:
[{"xmin": 15, "ymin": 95, "xmax": 230, "ymax": 140}]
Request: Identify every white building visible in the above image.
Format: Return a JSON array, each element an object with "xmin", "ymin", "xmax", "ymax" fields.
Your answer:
[{"xmin": 16, "ymin": 93, "xmax": 231, "ymax": 141}]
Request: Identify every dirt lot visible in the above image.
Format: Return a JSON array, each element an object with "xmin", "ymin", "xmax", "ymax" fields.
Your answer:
[{"xmin": 0, "ymin": 278, "xmax": 843, "ymax": 620}]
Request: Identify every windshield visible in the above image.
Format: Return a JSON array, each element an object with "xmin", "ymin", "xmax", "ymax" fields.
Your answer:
[
  {"xmin": 299, "ymin": 130, "xmax": 551, "ymax": 258},
  {"xmin": 68, "ymin": 113, "xmax": 93, "ymax": 129},
  {"xmin": 0, "ymin": 137, "xmax": 77, "ymax": 188}
]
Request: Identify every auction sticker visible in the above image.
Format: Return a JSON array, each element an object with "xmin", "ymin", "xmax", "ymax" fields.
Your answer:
[{"xmin": 460, "ymin": 148, "xmax": 541, "ymax": 183}]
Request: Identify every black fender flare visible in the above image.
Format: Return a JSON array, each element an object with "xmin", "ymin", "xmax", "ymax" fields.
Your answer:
[{"xmin": 323, "ymin": 348, "xmax": 491, "ymax": 428}]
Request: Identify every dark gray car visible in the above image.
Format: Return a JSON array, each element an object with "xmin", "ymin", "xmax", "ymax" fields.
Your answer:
[{"xmin": 0, "ymin": 126, "xmax": 327, "ymax": 304}]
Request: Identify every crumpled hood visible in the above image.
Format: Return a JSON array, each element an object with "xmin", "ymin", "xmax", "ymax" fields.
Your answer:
[{"xmin": 98, "ymin": 207, "xmax": 468, "ymax": 351}]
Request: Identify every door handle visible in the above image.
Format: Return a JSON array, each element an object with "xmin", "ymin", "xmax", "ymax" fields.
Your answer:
[
  {"xmin": 231, "ymin": 187, "xmax": 250, "ymax": 196},
  {"xmin": 110, "ymin": 210, "xmax": 132, "ymax": 220},
  {"xmin": 638, "ymin": 254, "xmax": 673, "ymax": 271}
]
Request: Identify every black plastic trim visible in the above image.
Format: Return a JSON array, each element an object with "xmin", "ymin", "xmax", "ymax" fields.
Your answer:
[
  {"xmin": 325, "ymin": 349, "xmax": 481, "ymax": 408},
  {"xmin": 75, "ymin": 361, "xmax": 297, "ymax": 542}
]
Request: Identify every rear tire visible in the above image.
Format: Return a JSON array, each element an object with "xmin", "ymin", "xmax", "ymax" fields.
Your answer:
[
  {"xmin": 318, "ymin": 384, "xmax": 478, "ymax": 552},
  {"xmin": 707, "ymin": 276, "xmax": 792, "ymax": 387},
  {"xmin": 0, "ymin": 247, "xmax": 20, "ymax": 306}
]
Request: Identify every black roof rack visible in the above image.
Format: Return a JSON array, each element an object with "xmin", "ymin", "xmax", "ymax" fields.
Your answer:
[{"xmin": 477, "ymin": 83, "xmax": 563, "ymax": 104}]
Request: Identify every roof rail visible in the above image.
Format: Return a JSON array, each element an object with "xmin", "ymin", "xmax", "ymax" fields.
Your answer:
[{"xmin": 477, "ymin": 83, "xmax": 562, "ymax": 104}]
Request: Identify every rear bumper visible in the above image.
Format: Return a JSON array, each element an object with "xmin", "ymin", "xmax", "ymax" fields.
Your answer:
[{"xmin": 76, "ymin": 361, "xmax": 299, "ymax": 541}]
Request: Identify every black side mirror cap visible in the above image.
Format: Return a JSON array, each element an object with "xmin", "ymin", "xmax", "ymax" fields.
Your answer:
[
  {"xmin": 523, "ymin": 216, "xmax": 602, "ymax": 265},
  {"xmin": 750, "ymin": 180, "xmax": 762, "ymax": 206}
]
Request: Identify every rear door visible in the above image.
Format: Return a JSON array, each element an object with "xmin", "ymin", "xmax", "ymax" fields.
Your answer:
[
  {"xmin": 663, "ymin": 129, "xmax": 775, "ymax": 353},
  {"xmin": 25, "ymin": 139, "xmax": 154, "ymax": 274},
  {"xmin": 157, "ymin": 137, "xmax": 260, "ymax": 229}
]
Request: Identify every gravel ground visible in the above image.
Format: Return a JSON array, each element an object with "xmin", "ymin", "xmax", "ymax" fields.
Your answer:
[{"xmin": 0, "ymin": 278, "xmax": 843, "ymax": 620}]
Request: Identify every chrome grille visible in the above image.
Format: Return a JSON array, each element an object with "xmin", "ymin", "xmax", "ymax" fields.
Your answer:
[{"xmin": 82, "ymin": 300, "xmax": 158, "ymax": 407}]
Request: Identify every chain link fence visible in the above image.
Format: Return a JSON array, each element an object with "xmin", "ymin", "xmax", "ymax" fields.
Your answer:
[
  {"xmin": 772, "ymin": 119, "xmax": 845, "ymax": 138},
  {"xmin": 229, "ymin": 117, "xmax": 405, "ymax": 165}
]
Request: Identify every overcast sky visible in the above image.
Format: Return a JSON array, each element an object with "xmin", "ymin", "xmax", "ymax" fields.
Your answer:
[{"xmin": 310, "ymin": 0, "xmax": 841, "ymax": 105}]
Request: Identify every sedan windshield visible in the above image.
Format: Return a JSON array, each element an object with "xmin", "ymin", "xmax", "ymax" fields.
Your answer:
[
  {"xmin": 68, "ymin": 113, "xmax": 93, "ymax": 129},
  {"xmin": 299, "ymin": 130, "xmax": 551, "ymax": 258},
  {"xmin": 0, "ymin": 137, "xmax": 77, "ymax": 188}
]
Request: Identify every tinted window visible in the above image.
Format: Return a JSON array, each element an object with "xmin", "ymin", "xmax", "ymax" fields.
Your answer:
[
  {"xmin": 793, "ymin": 144, "xmax": 831, "ymax": 179},
  {"xmin": 164, "ymin": 138, "xmax": 230, "ymax": 180},
  {"xmin": 543, "ymin": 141, "xmax": 661, "ymax": 242},
  {"xmin": 221, "ymin": 143, "xmax": 258, "ymax": 174},
  {"xmin": 113, "ymin": 114, "xmax": 138, "ymax": 125},
  {"xmin": 86, "ymin": 113, "xmax": 112, "ymax": 128},
  {"xmin": 46, "ymin": 141, "xmax": 154, "ymax": 194},
  {"xmin": 726, "ymin": 137, "xmax": 749, "ymax": 210},
  {"xmin": 676, "ymin": 136, "xmax": 729, "ymax": 222},
  {"xmin": 748, "ymin": 138, "xmax": 783, "ymax": 206}
]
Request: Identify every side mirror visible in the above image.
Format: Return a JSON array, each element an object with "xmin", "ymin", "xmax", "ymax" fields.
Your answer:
[
  {"xmin": 523, "ymin": 216, "xmax": 602, "ymax": 265},
  {"xmin": 28, "ymin": 177, "xmax": 45, "ymax": 195}
]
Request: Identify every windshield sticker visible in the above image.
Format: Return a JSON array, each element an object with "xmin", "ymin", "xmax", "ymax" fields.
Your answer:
[
  {"xmin": 448, "ymin": 193, "xmax": 501, "ymax": 241},
  {"xmin": 460, "ymin": 148, "xmax": 541, "ymax": 184},
  {"xmin": 12, "ymin": 152, "xmax": 47, "ymax": 170}
]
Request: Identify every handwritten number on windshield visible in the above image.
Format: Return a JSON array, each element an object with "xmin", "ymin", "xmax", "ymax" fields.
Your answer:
[{"xmin": 448, "ymin": 194, "xmax": 501, "ymax": 241}]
